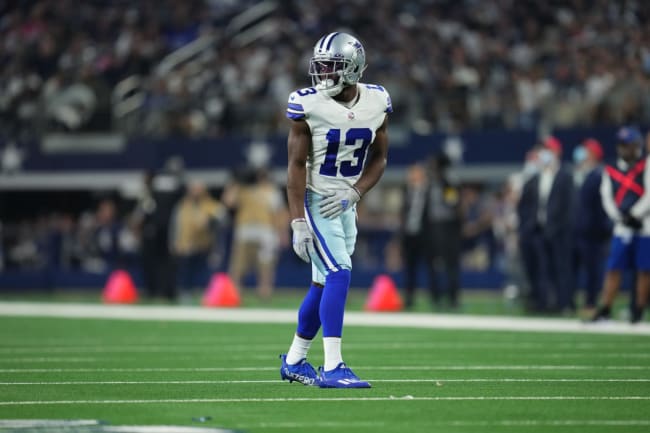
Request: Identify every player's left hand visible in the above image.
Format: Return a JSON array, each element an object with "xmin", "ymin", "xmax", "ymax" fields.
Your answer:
[
  {"xmin": 320, "ymin": 187, "xmax": 361, "ymax": 219},
  {"xmin": 622, "ymin": 212, "xmax": 643, "ymax": 231}
]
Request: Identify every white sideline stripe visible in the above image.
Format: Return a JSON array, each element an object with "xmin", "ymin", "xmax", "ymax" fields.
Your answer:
[
  {"xmin": 1, "ymin": 301, "xmax": 649, "ymax": 335},
  {"xmin": 1, "ymin": 396, "xmax": 649, "ymax": 406},
  {"xmin": 2, "ymin": 378, "xmax": 650, "ymax": 385},
  {"xmin": 436, "ymin": 420, "xmax": 650, "ymax": 427},
  {"xmin": 0, "ymin": 357, "xmax": 99, "ymax": 363},
  {"xmin": 2, "ymin": 365, "xmax": 650, "ymax": 373},
  {"xmin": 249, "ymin": 421, "xmax": 385, "ymax": 428},
  {"xmin": 0, "ymin": 420, "xmax": 102, "ymax": 427},
  {"xmin": 246, "ymin": 420, "xmax": 650, "ymax": 428}
]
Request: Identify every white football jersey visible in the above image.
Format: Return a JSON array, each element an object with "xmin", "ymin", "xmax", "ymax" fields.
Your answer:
[{"xmin": 286, "ymin": 83, "xmax": 392, "ymax": 195}]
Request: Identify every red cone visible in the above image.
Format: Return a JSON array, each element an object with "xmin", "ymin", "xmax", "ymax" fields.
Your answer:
[
  {"xmin": 202, "ymin": 272, "xmax": 241, "ymax": 307},
  {"xmin": 364, "ymin": 274, "xmax": 403, "ymax": 312},
  {"xmin": 102, "ymin": 269, "xmax": 138, "ymax": 304}
]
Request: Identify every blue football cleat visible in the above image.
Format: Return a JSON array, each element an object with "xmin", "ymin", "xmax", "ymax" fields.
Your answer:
[
  {"xmin": 279, "ymin": 354, "xmax": 320, "ymax": 386},
  {"xmin": 318, "ymin": 362, "xmax": 371, "ymax": 388}
]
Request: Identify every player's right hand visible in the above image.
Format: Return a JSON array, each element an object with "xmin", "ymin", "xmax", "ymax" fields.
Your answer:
[{"xmin": 290, "ymin": 218, "xmax": 315, "ymax": 263}]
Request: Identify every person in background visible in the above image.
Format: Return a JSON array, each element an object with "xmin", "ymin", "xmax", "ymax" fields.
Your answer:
[
  {"xmin": 460, "ymin": 183, "xmax": 496, "ymax": 272},
  {"xmin": 572, "ymin": 139, "xmax": 611, "ymax": 317},
  {"xmin": 133, "ymin": 158, "xmax": 185, "ymax": 302},
  {"xmin": 497, "ymin": 149, "xmax": 542, "ymax": 305},
  {"xmin": 518, "ymin": 136, "xmax": 574, "ymax": 313},
  {"xmin": 171, "ymin": 180, "xmax": 226, "ymax": 302},
  {"xmin": 591, "ymin": 127, "xmax": 649, "ymax": 323},
  {"xmin": 223, "ymin": 167, "xmax": 288, "ymax": 301},
  {"xmin": 427, "ymin": 152, "xmax": 463, "ymax": 309},
  {"xmin": 90, "ymin": 198, "xmax": 122, "ymax": 272},
  {"xmin": 399, "ymin": 162, "xmax": 435, "ymax": 309}
]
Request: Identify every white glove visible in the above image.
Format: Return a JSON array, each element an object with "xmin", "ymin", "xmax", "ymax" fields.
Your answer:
[
  {"xmin": 290, "ymin": 218, "xmax": 315, "ymax": 263},
  {"xmin": 320, "ymin": 187, "xmax": 362, "ymax": 219}
]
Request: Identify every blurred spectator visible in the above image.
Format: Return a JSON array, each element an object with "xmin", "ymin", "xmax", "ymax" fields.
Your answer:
[
  {"xmin": 427, "ymin": 152, "xmax": 462, "ymax": 308},
  {"xmin": 77, "ymin": 198, "xmax": 122, "ymax": 273},
  {"xmin": 45, "ymin": 212, "xmax": 78, "ymax": 270},
  {"xmin": 571, "ymin": 138, "xmax": 611, "ymax": 315},
  {"xmin": 171, "ymin": 180, "xmax": 226, "ymax": 301},
  {"xmin": 591, "ymin": 127, "xmax": 649, "ymax": 324},
  {"xmin": 223, "ymin": 167, "xmax": 288, "ymax": 301},
  {"xmin": 399, "ymin": 163, "xmax": 435, "ymax": 310},
  {"xmin": 0, "ymin": 141, "xmax": 26, "ymax": 174},
  {"xmin": 518, "ymin": 136, "xmax": 574, "ymax": 313},
  {"xmin": 132, "ymin": 158, "xmax": 185, "ymax": 301},
  {"xmin": 2, "ymin": 1, "xmax": 650, "ymax": 139},
  {"xmin": 460, "ymin": 183, "xmax": 496, "ymax": 271},
  {"xmin": 0, "ymin": 221, "xmax": 3, "ymax": 271},
  {"xmin": 493, "ymin": 173, "xmax": 527, "ymax": 307}
]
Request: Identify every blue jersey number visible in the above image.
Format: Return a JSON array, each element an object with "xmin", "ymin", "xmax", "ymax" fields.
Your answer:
[
  {"xmin": 296, "ymin": 87, "xmax": 317, "ymax": 96},
  {"xmin": 364, "ymin": 84, "xmax": 385, "ymax": 92},
  {"xmin": 319, "ymin": 128, "xmax": 373, "ymax": 177}
]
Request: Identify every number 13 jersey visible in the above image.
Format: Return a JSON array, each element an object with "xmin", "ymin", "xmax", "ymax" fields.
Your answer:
[{"xmin": 286, "ymin": 83, "xmax": 392, "ymax": 195}]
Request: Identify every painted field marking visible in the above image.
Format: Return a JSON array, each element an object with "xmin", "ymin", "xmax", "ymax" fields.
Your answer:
[
  {"xmin": 2, "ymin": 341, "xmax": 649, "ymax": 353},
  {"xmin": 244, "ymin": 419, "xmax": 650, "ymax": 428},
  {"xmin": 2, "ymin": 365, "xmax": 650, "ymax": 373},
  {"xmin": 1, "ymin": 301, "xmax": 649, "ymax": 335},
  {"xmin": 0, "ymin": 354, "xmax": 271, "ymax": 363},
  {"xmin": 1, "ymin": 396, "xmax": 650, "ymax": 406},
  {"xmin": 246, "ymin": 421, "xmax": 385, "ymax": 428},
  {"xmin": 0, "ymin": 357, "xmax": 99, "ymax": 363},
  {"xmin": 2, "ymin": 378, "xmax": 650, "ymax": 385},
  {"xmin": 435, "ymin": 420, "xmax": 650, "ymax": 427},
  {"xmin": 243, "ymin": 420, "xmax": 650, "ymax": 428}
]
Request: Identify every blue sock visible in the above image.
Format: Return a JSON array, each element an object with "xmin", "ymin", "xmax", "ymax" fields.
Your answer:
[
  {"xmin": 296, "ymin": 283, "xmax": 323, "ymax": 339},
  {"xmin": 320, "ymin": 269, "xmax": 351, "ymax": 337}
]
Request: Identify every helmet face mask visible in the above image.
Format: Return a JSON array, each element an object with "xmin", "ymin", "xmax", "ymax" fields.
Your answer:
[{"xmin": 309, "ymin": 32, "xmax": 366, "ymax": 97}]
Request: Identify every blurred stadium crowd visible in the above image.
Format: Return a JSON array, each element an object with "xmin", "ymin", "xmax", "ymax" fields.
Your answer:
[
  {"xmin": 1, "ymin": 0, "xmax": 649, "ymax": 141},
  {"xmin": 1, "ymin": 0, "xmax": 650, "ymax": 317}
]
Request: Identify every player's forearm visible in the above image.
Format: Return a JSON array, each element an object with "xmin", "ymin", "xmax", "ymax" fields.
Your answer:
[
  {"xmin": 354, "ymin": 150, "xmax": 386, "ymax": 196},
  {"xmin": 630, "ymin": 155, "xmax": 650, "ymax": 219},
  {"xmin": 600, "ymin": 173, "xmax": 622, "ymax": 221},
  {"xmin": 287, "ymin": 163, "xmax": 307, "ymax": 219}
]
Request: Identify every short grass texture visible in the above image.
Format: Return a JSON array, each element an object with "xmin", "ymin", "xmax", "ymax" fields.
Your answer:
[{"xmin": 0, "ymin": 314, "xmax": 649, "ymax": 433}]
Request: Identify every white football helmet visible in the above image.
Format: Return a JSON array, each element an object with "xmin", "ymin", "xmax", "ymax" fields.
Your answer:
[{"xmin": 309, "ymin": 32, "xmax": 367, "ymax": 97}]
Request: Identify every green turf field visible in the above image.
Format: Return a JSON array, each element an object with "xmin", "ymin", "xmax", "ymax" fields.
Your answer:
[{"xmin": 1, "ymin": 306, "xmax": 649, "ymax": 433}]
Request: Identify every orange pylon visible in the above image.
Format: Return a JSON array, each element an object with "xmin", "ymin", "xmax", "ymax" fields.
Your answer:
[
  {"xmin": 102, "ymin": 269, "xmax": 138, "ymax": 304},
  {"xmin": 364, "ymin": 274, "xmax": 403, "ymax": 312},
  {"xmin": 202, "ymin": 272, "xmax": 241, "ymax": 307}
]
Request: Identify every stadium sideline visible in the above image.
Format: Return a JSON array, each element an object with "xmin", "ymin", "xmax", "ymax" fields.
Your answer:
[{"xmin": 1, "ymin": 302, "xmax": 648, "ymax": 336}]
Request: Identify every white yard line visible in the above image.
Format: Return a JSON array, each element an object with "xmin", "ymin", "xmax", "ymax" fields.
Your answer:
[
  {"xmin": 245, "ymin": 420, "xmax": 650, "ymax": 428},
  {"xmin": 1, "ymin": 365, "xmax": 649, "ymax": 373},
  {"xmin": 2, "ymin": 378, "xmax": 650, "ymax": 385},
  {"xmin": 0, "ymin": 396, "xmax": 649, "ymax": 406},
  {"xmin": 435, "ymin": 420, "xmax": 650, "ymax": 427},
  {"xmin": 245, "ymin": 421, "xmax": 385, "ymax": 429},
  {"xmin": 1, "ymin": 301, "xmax": 649, "ymax": 335},
  {"xmin": 2, "ymin": 341, "xmax": 649, "ymax": 353}
]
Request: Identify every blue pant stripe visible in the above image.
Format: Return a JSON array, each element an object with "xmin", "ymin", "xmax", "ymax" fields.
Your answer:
[{"xmin": 304, "ymin": 195, "xmax": 340, "ymax": 272}]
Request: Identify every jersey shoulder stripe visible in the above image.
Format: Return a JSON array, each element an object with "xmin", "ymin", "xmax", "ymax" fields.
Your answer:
[
  {"xmin": 286, "ymin": 101, "xmax": 305, "ymax": 120},
  {"xmin": 286, "ymin": 87, "xmax": 320, "ymax": 120}
]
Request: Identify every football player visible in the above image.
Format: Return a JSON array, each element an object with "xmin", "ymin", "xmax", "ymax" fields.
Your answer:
[{"xmin": 279, "ymin": 32, "xmax": 392, "ymax": 388}]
